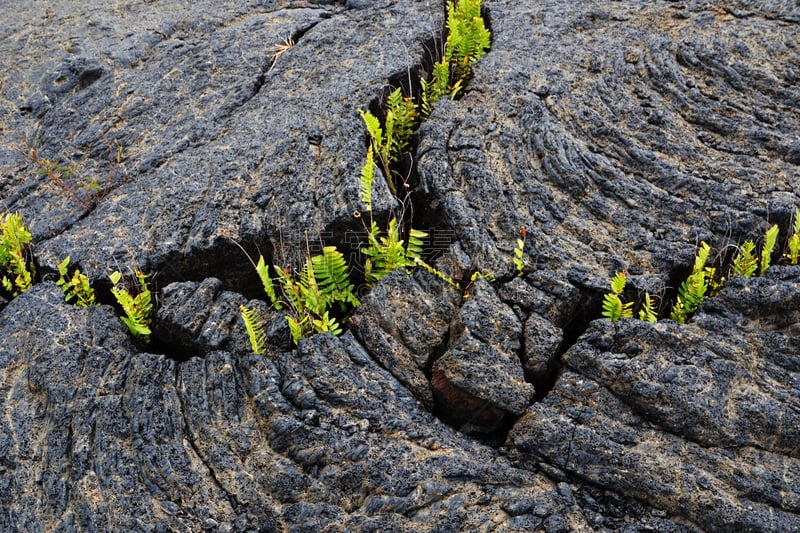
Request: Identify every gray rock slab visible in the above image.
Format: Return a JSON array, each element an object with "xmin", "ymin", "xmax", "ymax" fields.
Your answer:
[{"xmin": 508, "ymin": 266, "xmax": 800, "ymax": 531}]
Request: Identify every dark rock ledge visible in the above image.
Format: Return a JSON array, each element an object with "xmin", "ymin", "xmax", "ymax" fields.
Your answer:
[{"xmin": 1, "ymin": 0, "xmax": 799, "ymax": 531}]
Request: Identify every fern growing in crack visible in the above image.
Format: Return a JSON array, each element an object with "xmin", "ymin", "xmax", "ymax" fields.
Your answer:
[
  {"xmin": 241, "ymin": 305, "xmax": 267, "ymax": 355},
  {"xmin": 670, "ymin": 242, "xmax": 714, "ymax": 324},
  {"xmin": 56, "ymin": 256, "xmax": 97, "ymax": 307},
  {"xmin": 784, "ymin": 209, "xmax": 800, "ymax": 265},
  {"xmin": 759, "ymin": 224, "xmax": 779, "ymax": 275},
  {"xmin": 602, "ymin": 271, "xmax": 633, "ymax": 322},
  {"xmin": 360, "ymin": 87, "xmax": 419, "ymax": 195},
  {"xmin": 421, "ymin": 0, "xmax": 491, "ymax": 117},
  {"xmin": 513, "ymin": 227, "xmax": 526, "ymax": 277},
  {"xmin": 731, "ymin": 240, "xmax": 758, "ymax": 278},
  {"xmin": 250, "ymin": 246, "xmax": 359, "ymax": 347},
  {"xmin": 109, "ymin": 270, "xmax": 153, "ymax": 341},
  {"xmin": 638, "ymin": 292, "xmax": 658, "ymax": 323},
  {"xmin": 0, "ymin": 212, "xmax": 34, "ymax": 297}
]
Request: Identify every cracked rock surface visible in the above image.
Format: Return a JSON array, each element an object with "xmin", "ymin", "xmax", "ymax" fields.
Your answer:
[{"xmin": 2, "ymin": 0, "xmax": 800, "ymax": 531}]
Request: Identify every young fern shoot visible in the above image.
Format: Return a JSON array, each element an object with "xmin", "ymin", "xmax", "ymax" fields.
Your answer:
[
  {"xmin": 731, "ymin": 240, "xmax": 758, "ymax": 278},
  {"xmin": 670, "ymin": 242, "xmax": 713, "ymax": 324},
  {"xmin": 0, "ymin": 212, "xmax": 35, "ymax": 296},
  {"xmin": 638, "ymin": 292, "xmax": 658, "ymax": 323},
  {"xmin": 759, "ymin": 224, "xmax": 779, "ymax": 275},
  {"xmin": 57, "ymin": 256, "xmax": 97, "ymax": 307},
  {"xmin": 513, "ymin": 227, "xmax": 526, "ymax": 277},
  {"xmin": 602, "ymin": 271, "xmax": 633, "ymax": 322},
  {"xmin": 784, "ymin": 209, "xmax": 800, "ymax": 265},
  {"xmin": 109, "ymin": 270, "xmax": 153, "ymax": 341}
]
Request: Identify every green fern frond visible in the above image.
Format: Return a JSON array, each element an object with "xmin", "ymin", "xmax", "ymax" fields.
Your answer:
[
  {"xmin": 110, "ymin": 270, "xmax": 153, "ymax": 341},
  {"xmin": 386, "ymin": 87, "xmax": 417, "ymax": 161},
  {"xmin": 421, "ymin": 59, "xmax": 451, "ymax": 118},
  {"xmin": 602, "ymin": 293, "xmax": 633, "ymax": 322},
  {"xmin": 56, "ymin": 256, "xmax": 97, "ymax": 307},
  {"xmin": 287, "ymin": 316, "xmax": 304, "ymax": 346},
  {"xmin": 760, "ymin": 224, "xmax": 779, "ymax": 275},
  {"xmin": 312, "ymin": 246, "xmax": 360, "ymax": 308},
  {"xmin": 359, "ymin": 109, "xmax": 383, "ymax": 151},
  {"xmin": 785, "ymin": 209, "xmax": 800, "ymax": 265},
  {"xmin": 406, "ymin": 228, "xmax": 427, "ymax": 260},
  {"xmin": 513, "ymin": 237, "xmax": 525, "ymax": 277},
  {"xmin": 312, "ymin": 310, "xmax": 342, "ymax": 337},
  {"xmin": 241, "ymin": 305, "xmax": 267, "ymax": 355},
  {"xmin": 670, "ymin": 242, "xmax": 712, "ymax": 324},
  {"xmin": 638, "ymin": 292, "xmax": 658, "ymax": 323},
  {"xmin": 255, "ymin": 255, "xmax": 281, "ymax": 309},
  {"xmin": 446, "ymin": 0, "xmax": 490, "ymax": 81},
  {"xmin": 360, "ymin": 146, "xmax": 374, "ymax": 212},
  {"xmin": 602, "ymin": 271, "xmax": 633, "ymax": 322},
  {"xmin": 731, "ymin": 241, "xmax": 757, "ymax": 278},
  {"xmin": 412, "ymin": 256, "xmax": 460, "ymax": 288},
  {"xmin": 0, "ymin": 212, "xmax": 34, "ymax": 296},
  {"xmin": 610, "ymin": 270, "xmax": 627, "ymax": 294}
]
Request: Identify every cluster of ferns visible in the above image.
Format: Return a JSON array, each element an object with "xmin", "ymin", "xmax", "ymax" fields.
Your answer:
[
  {"xmin": 241, "ymin": 0, "xmax": 492, "ymax": 352},
  {"xmin": 0, "ymin": 212, "xmax": 153, "ymax": 341},
  {"xmin": 603, "ymin": 213, "xmax": 800, "ymax": 324}
]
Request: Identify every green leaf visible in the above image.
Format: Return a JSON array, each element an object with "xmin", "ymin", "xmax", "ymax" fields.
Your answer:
[
  {"xmin": 241, "ymin": 305, "xmax": 267, "ymax": 355},
  {"xmin": 760, "ymin": 224, "xmax": 779, "ymax": 275},
  {"xmin": 638, "ymin": 292, "xmax": 658, "ymax": 323},
  {"xmin": 359, "ymin": 146, "xmax": 374, "ymax": 212},
  {"xmin": 602, "ymin": 293, "xmax": 632, "ymax": 322},
  {"xmin": 731, "ymin": 241, "xmax": 757, "ymax": 278},
  {"xmin": 110, "ymin": 270, "xmax": 153, "ymax": 341},
  {"xmin": 255, "ymin": 255, "xmax": 281, "ymax": 309},
  {"xmin": 610, "ymin": 271, "xmax": 627, "ymax": 294},
  {"xmin": 0, "ymin": 212, "xmax": 34, "ymax": 296},
  {"xmin": 57, "ymin": 255, "xmax": 97, "ymax": 307}
]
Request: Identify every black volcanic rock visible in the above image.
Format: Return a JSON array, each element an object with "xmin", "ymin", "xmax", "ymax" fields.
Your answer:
[{"xmin": 2, "ymin": 0, "xmax": 799, "ymax": 531}]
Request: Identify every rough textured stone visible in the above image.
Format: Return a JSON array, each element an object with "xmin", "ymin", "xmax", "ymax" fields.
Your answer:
[
  {"xmin": 349, "ymin": 268, "xmax": 461, "ymax": 409},
  {"xmin": 2, "ymin": 0, "xmax": 800, "ymax": 530},
  {"xmin": 508, "ymin": 267, "xmax": 800, "ymax": 531},
  {"xmin": 522, "ymin": 312, "xmax": 563, "ymax": 381},
  {"xmin": 431, "ymin": 278, "xmax": 534, "ymax": 432}
]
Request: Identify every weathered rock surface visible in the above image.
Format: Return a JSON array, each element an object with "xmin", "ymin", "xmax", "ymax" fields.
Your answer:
[
  {"xmin": 508, "ymin": 266, "xmax": 800, "ymax": 532},
  {"xmin": 2, "ymin": 0, "xmax": 800, "ymax": 531}
]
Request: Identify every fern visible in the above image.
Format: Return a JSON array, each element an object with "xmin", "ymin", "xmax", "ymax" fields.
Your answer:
[
  {"xmin": 760, "ymin": 224, "xmax": 779, "ymax": 275},
  {"xmin": 513, "ymin": 229, "xmax": 526, "ymax": 277},
  {"xmin": 359, "ymin": 146, "xmax": 375, "ymax": 212},
  {"xmin": 412, "ymin": 256, "xmax": 460, "ymax": 288},
  {"xmin": 784, "ymin": 209, "xmax": 800, "ymax": 265},
  {"xmin": 109, "ymin": 270, "xmax": 153, "ymax": 341},
  {"xmin": 638, "ymin": 292, "xmax": 658, "ymax": 323},
  {"xmin": 312, "ymin": 246, "xmax": 361, "ymax": 309},
  {"xmin": 602, "ymin": 271, "xmax": 633, "ymax": 322},
  {"xmin": 386, "ymin": 87, "xmax": 417, "ymax": 161},
  {"xmin": 447, "ymin": 0, "xmax": 491, "ymax": 79},
  {"xmin": 731, "ymin": 240, "xmax": 758, "ymax": 278},
  {"xmin": 421, "ymin": 59, "xmax": 451, "ymax": 117},
  {"xmin": 362, "ymin": 218, "xmax": 409, "ymax": 286},
  {"xmin": 241, "ymin": 305, "xmax": 267, "ymax": 355},
  {"xmin": 0, "ymin": 212, "xmax": 34, "ymax": 296},
  {"xmin": 251, "ymin": 246, "xmax": 359, "ymax": 347},
  {"xmin": 360, "ymin": 87, "xmax": 419, "ymax": 195},
  {"xmin": 255, "ymin": 255, "xmax": 281, "ymax": 309},
  {"xmin": 421, "ymin": 0, "xmax": 490, "ymax": 117},
  {"xmin": 56, "ymin": 256, "xmax": 97, "ymax": 307},
  {"xmin": 670, "ymin": 242, "xmax": 712, "ymax": 324}
]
